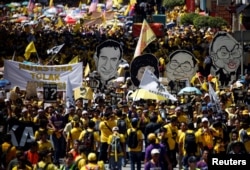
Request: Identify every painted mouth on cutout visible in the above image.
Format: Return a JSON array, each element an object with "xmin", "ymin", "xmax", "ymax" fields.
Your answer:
[{"xmin": 228, "ymin": 61, "xmax": 237, "ymax": 69}]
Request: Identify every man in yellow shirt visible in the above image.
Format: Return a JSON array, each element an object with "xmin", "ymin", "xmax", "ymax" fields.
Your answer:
[
  {"xmin": 107, "ymin": 126, "xmax": 126, "ymax": 170},
  {"xmin": 33, "ymin": 150, "xmax": 57, "ymax": 170},
  {"xmin": 163, "ymin": 115, "xmax": 179, "ymax": 168},
  {"xmin": 127, "ymin": 118, "xmax": 144, "ymax": 170},
  {"xmin": 98, "ymin": 106, "xmax": 117, "ymax": 162},
  {"xmin": 78, "ymin": 120, "xmax": 100, "ymax": 156},
  {"xmin": 80, "ymin": 153, "xmax": 104, "ymax": 170},
  {"xmin": 1, "ymin": 133, "xmax": 16, "ymax": 168}
]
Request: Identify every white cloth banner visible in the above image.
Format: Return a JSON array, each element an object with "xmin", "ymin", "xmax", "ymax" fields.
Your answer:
[
  {"xmin": 3, "ymin": 60, "xmax": 83, "ymax": 91},
  {"xmin": 139, "ymin": 69, "xmax": 177, "ymax": 101}
]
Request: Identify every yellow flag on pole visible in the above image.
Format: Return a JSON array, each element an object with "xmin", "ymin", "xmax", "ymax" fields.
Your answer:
[
  {"xmin": 84, "ymin": 63, "xmax": 90, "ymax": 77},
  {"xmin": 69, "ymin": 56, "xmax": 79, "ymax": 64},
  {"xmin": 24, "ymin": 41, "xmax": 37, "ymax": 60},
  {"xmin": 49, "ymin": 0, "xmax": 54, "ymax": 7},
  {"xmin": 56, "ymin": 17, "xmax": 64, "ymax": 28},
  {"xmin": 133, "ymin": 19, "xmax": 156, "ymax": 58}
]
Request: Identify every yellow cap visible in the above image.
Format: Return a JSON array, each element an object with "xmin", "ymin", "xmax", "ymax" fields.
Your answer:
[
  {"xmin": 242, "ymin": 110, "xmax": 249, "ymax": 115},
  {"xmin": 147, "ymin": 133, "xmax": 156, "ymax": 141},
  {"xmin": 88, "ymin": 153, "xmax": 97, "ymax": 161}
]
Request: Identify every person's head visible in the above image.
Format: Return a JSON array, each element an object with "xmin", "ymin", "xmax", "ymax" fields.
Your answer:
[
  {"xmin": 151, "ymin": 149, "xmax": 160, "ymax": 161},
  {"xmin": 201, "ymin": 117, "xmax": 209, "ymax": 128},
  {"xmin": 180, "ymin": 122, "xmax": 187, "ymax": 131},
  {"xmin": 94, "ymin": 39, "xmax": 123, "ymax": 81},
  {"xmin": 147, "ymin": 133, "xmax": 156, "ymax": 144},
  {"xmin": 30, "ymin": 141, "xmax": 38, "ymax": 153},
  {"xmin": 166, "ymin": 50, "xmax": 198, "ymax": 81},
  {"xmin": 130, "ymin": 53, "xmax": 159, "ymax": 87},
  {"xmin": 201, "ymin": 150, "xmax": 209, "ymax": 161},
  {"xmin": 88, "ymin": 120, "xmax": 96, "ymax": 129},
  {"xmin": 112, "ymin": 126, "xmax": 119, "ymax": 134},
  {"xmin": 87, "ymin": 152, "xmax": 97, "ymax": 163},
  {"xmin": 188, "ymin": 156, "xmax": 197, "ymax": 168},
  {"xmin": 231, "ymin": 141, "xmax": 243, "ymax": 154},
  {"xmin": 231, "ymin": 129, "xmax": 238, "ymax": 141},
  {"xmin": 131, "ymin": 118, "xmax": 138, "ymax": 128},
  {"xmin": 210, "ymin": 31, "xmax": 242, "ymax": 73}
]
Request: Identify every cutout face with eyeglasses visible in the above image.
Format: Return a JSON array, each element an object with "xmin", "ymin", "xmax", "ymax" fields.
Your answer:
[
  {"xmin": 210, "ymin": 32, "xmax": 242, "ymax": 73},
  {"xmin": 166, "ymin": 50, "xmax": 198, "ymax": 81}
]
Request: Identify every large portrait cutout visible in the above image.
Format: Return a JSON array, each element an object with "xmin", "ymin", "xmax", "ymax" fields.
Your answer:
[
  {"xmin": 130, "ymin": 53, "xmax": 159, "ymax": 87},
  {"xmin": 209, "ymin": 31, "xmax": 242, "ymax": 86},
  {"xmin": 94, "ymin": 39, "xmax": 123, "ymax": 86},
  {"xmin": 166, "ymin": 50, "xmax": 198, "ymax": 81}
]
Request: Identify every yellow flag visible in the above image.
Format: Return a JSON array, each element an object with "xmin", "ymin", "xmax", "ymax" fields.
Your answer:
[
  {"xmin": 56, "ymin": 17, "xmax": 64, "ymax": 28},
  {"xmin": 124, "ymin": 4, "xmax": 131, "ymax": 16},
  {"xmin": 84, "ymin": 63, "xmax": 90, "ymax": 77},
  {"xmin": 133, "ymin": 19, "xmax": 156, "ymax": 58},
  {"xmin": 24, "ymin": 41, "xmax": 37, "ymax": 60},
  {"xmin": 73, "ymin": 23, "xmax": 81, "ymax": 32},
  {"xmin": 79, "ymin": 0, "xmax": 82, "ymax": 8},
  {"xmin": 49, "ymin": 0, "xmax": 54, "ymax": 7},
  {"xmin": 130, "ymin": 0, "xmax": 136, "ymax": 5},
  {"xmin": 69, "ymin": 56, "xmax": 79, "ymax": 64}
]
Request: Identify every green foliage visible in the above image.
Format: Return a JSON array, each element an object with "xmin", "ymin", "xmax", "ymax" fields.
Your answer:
[
  {"xmin": 180, "ymin": 13, "xmax": 199, "ymax": 25},
  {"xmin": 193, "ymin": 16, "xmax": 209, "ymax": 28},
  {"xmin": 180, "ymin": 13, "xmax": 229, "ymax": 28},
  {"xmin": 163, "ymin": 0, "xmax": 185, "ymax": 10},
  {"xmin": 207, "ymin": 16, "xmax": 228, "ymax": 28}
]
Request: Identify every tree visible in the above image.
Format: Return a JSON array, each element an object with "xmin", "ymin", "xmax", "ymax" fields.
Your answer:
[
  {"xmin": 193, "ymin": 16, "xmax": 209, "ymax": 28},
  {"xmin": 180, "ymin": 13, "xmax": 199, "ymax": 26},
  {"xmin": 163, "ymin": 0, "xmax": 185, "ymax": 10},
  {"xmin": 207, "ymin": 16, "xmax": 228, "ymax": 28}
]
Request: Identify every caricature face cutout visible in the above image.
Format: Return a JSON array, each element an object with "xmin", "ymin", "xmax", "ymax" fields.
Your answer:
[
  {"xmin": 130, "ymin": 53, "xmax": 159, "ymax": 87},
  {"xmin": 210, "ymin": 32, "xmax": 242, "ymax": 73},
  {"xmin": 94, "ymin": 40, "xmax": 123, "ymax": 82},
  {"xmin": 166, "ymin": 50, "xmax": 198, "ymax": 81}
]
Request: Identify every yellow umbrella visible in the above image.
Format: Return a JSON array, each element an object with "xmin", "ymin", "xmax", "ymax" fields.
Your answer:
[{"xmin": 130, "ymin": 89, "xmax": 167, "ymax": 101}]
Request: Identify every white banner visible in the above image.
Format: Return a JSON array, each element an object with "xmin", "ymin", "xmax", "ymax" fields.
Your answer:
[
  {"xmin": 3, "ymin": 60, "xmax": 83, "ymax": 91},
  {"xmin": 139, "ymin": 69, "xmax": 177, "ymax": 101}
]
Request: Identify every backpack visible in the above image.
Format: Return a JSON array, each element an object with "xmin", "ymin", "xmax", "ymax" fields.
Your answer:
[
  {"xmin": 117, "ymin": 119, "xmax": 127, "ymax": 135},
  {"xmin": 36, "ymin": 163, "xmax": 49, "ymax": 170},
  {"xmin": 82, "ymin": 130, "xmax": 95, "ymax": 152},
  {"xmin": 111, "ymin": 135, "xmax": 122, "ymax": 153},
  {"xmin": 127, "ymin": 128, "xmax": 138, "ymax": 148},
  {"xmin": 184, "ymin": 131, "xmax": 197, "ymax": 154},
  {"xmin": 0, "ymin": 144, "xmax": 12, "ymax": 168}
]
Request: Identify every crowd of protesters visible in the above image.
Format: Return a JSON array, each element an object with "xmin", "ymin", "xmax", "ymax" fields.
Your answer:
[{"xmin": 1, "ymin": 1, "xmax": 250, "ymax": 170}]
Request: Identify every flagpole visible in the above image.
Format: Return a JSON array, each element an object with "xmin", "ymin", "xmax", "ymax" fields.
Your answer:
[
  {"xmin": 36, "ymin": 52, "xmax": 41, "ymax": 64},
  {"xmin": 12, "ymin": 51, "xmax": 16, "ymax": 61},
  {"xmin": 47, "ymin": 53, "xmax": 57, "ymax": 65}
]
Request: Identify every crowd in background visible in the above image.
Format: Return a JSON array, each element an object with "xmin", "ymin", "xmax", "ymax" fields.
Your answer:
[{"xmin": 1, "ymin": 1, "xmax": 250, "ymax": 170}]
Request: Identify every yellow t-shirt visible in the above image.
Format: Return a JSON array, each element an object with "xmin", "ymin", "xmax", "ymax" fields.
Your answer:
[
  {"xmin": 12, "ymin": 165, "xmax": 32, "ymax": 170},
  {"xmin": 211, "ymin": 127, "xmax": 225, "ymax": 153},
  {"xmin": 127, "ymin": 128, "xmax": 144, "ymax": 152},
  {"xmin": 67, "ymin": 127, "xmax": 83, "ymax": 149},
  {"xmin": 80, "ymin": 162, "xmax": 104, "ymax": 170},
  {"xmin": 1, "ymin": 142, "xmax": 16, "ymax": 165},
  {"xmin": 108, "ymin": 133, "xmax": 125, "ymax": 156},
  {"xmin": 197, "ymin": 128, "xmax": 214, "ymax": 149},
  {"xmin": 37, "ymin": 140, "xmax": 53, "ymax": 152},
  {"xmin": 164, "ymin": 123, "xmax": 178, "ymax": 150},
  {"xmin": 33, "ymin": 161, "xmax": 57, "ymax": 170},
  {"xmin": 75, "ymin": 155, "xmax": 87, "ymax": 169},
  {"xmin": 99, "ymin": 119, "xmax": 117, "ymax": 143},
  {"xmin": 34, "ymin": 128, "xmax": 54, "ymax": 140},
  {"xmin": 78, "ymin": 128, "xmax": 100, "ymax": 151}
]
